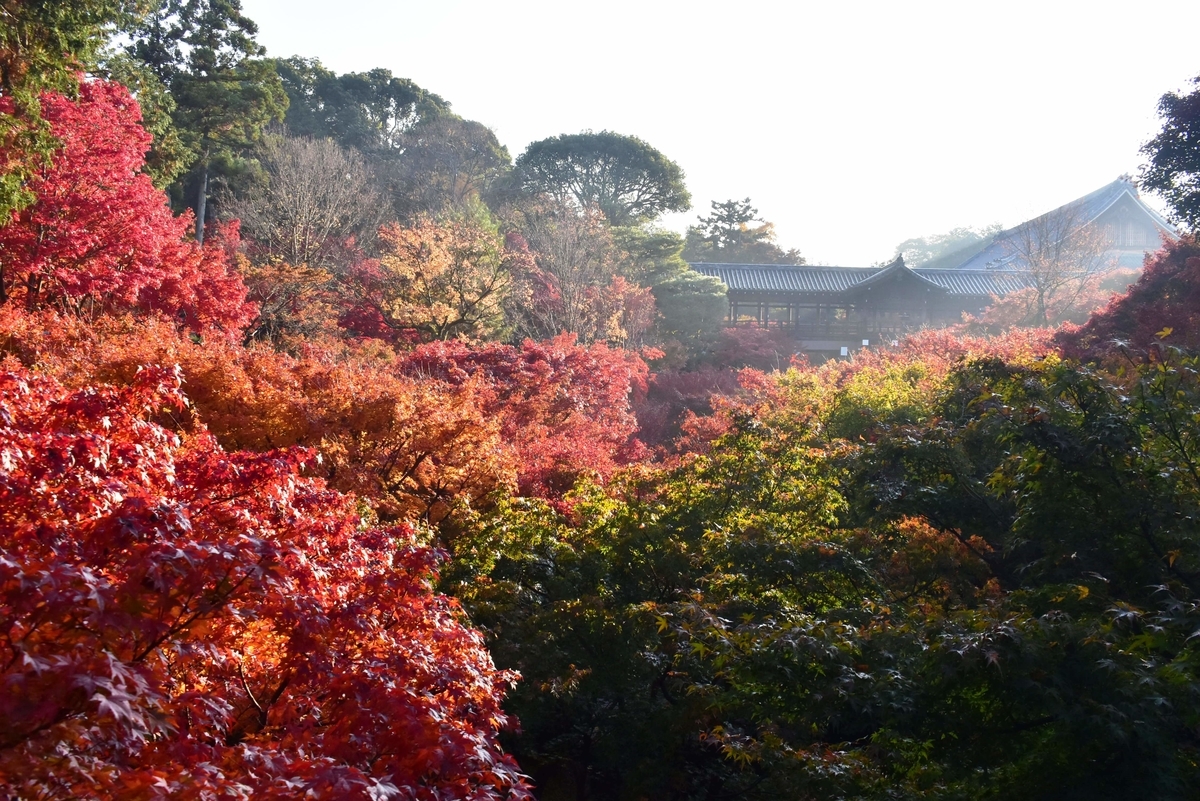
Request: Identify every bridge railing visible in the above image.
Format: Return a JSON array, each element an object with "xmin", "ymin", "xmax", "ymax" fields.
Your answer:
[{"xmin": 729, "ymin": 320, "xmax": 913, "ymax": 340}]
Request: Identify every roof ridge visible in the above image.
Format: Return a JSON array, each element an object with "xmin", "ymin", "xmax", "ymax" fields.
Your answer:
[
  {"xmin": 846, "ymin": 255, "xmax": 948, "ymax": 293},
  {"xmin": 688, "ymin": 261, "xmax": 878, "ymax": 269}
]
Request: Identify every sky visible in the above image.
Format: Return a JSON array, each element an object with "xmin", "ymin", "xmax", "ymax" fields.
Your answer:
[{"xmin": 241, "ymin": 0, "xmax": 1200, "ymax": 265}]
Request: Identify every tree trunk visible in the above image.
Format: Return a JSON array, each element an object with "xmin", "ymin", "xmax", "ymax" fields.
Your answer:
[{"xmin": 195, "ymin": 164, "xmax": 209, "ymax": 245}]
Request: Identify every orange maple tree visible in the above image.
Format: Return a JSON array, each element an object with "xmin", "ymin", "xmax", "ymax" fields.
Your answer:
[{"xmin": 0, "ymin": 307, "xmax": 516, "ymax": 523}]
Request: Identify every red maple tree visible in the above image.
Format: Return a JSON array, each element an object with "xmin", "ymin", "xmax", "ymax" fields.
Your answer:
[
  {"xmin": 399, "ymin": 335, "xmax": 650, "ymax": 497},
  {"xmin": 0, "ymin": 80, "xmax": 254, "ymax": 333},
  {"xmin": 0, "ymin": 365, "xmax": 529, "ymax": 799},
  {"xmin": 1058, "ymin": 235, "xmax": 1200, "ymax": 356}
]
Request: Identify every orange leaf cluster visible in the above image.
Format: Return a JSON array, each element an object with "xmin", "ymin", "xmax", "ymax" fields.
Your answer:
[{"xmin": 0, "ymin": 307, "xmax": 515, "ymax": 524}]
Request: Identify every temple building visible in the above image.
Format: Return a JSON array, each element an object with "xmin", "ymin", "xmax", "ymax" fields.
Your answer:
[
  {"xmin": 925, "ymin": 176, "xmax": 1177, "ymax": 271},
  {"xmin": 693, "ymin": 177, "xmax": 1177, "ymax": 358}
]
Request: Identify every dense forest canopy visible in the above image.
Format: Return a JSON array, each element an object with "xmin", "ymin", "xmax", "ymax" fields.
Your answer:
[{"xmin": 2, "ymin": 2, "xmax": 1200, "ymax": 799}]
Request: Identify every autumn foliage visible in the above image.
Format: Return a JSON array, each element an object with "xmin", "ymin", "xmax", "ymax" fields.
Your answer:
[
  {"xmin": 0, "ymin": 308, "xmax": 515, "ymax": 523},
  {"xmin": 1058, "ymin": 233, "xmax": 1200, "ymax": 356},
  {"xmin": 339, "ymin": 215, "xmax": 534, "ymax": 343},
  {"xmin": 398, "ymin": 335, "xmax": 650, "ymax": 497},
  {"xmin": 9, "ymin": 26, "xmax": 1200, "ymax": 799},
  {"xmin": 0, "ymin": 365, "xmax": 528, "ymax": 799},
  {"xmin": 0, "ymin": 81, "xmax": 253, "ymax": 332},
  {"xmin": 0, "ymin": 305, "xmax": 650, "ymax": 514}
]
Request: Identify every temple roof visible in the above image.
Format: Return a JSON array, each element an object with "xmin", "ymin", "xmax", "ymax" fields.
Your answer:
[
  {"xmin": 924, "ymin": 177, "xmax": 1177, "ymax": 271},
  {"xmin": 693, "ymin": 259, "xmax": 1033, "ymax": 297}
]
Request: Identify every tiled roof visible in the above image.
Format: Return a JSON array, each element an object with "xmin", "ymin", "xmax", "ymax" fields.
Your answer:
[
  {"xmin": 919, "ymin": 270, "xmax": 1033, "ymax": 295},
  {"xmin": 692, "ymin": 262, "xmax": 1033, "ymax": 297},
  {"xmin": 933, "ymin": 177, "xmax": 1177, "ymax": 271},
  {"xmin": 846, "ymin": 257, "xmax": 948, "ymax": 294},
  {"xmin": 693, "ymin": 264, "xmax": 881, "ymax": 293}
]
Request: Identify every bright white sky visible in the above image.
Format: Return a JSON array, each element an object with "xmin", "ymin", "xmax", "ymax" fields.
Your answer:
[{"xmin": 242, "ymin": 0, "xmax": 1200, "ymax": 265}]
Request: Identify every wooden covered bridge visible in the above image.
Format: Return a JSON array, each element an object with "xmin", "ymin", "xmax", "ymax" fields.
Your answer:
[{"xmin": 693, "ymin": 257, "xmax": 1032, "ymax": 356}]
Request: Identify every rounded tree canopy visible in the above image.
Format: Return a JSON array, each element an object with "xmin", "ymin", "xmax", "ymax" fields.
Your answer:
[
  {"xmin": 515, "ymin": 130, "xmax": 690, "ymax": 225},
  {"xmin": 1141, "ymin": 74, "xmax": 1200, "ymax": 231}
]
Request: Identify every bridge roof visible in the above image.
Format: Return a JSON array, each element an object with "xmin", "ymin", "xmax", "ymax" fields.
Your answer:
[{"xmin": 693, "ymin": 259, "xmax": 1033, "ymax": 298}]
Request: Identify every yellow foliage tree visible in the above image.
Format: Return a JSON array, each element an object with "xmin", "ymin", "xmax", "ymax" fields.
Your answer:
[{"xmin": 366, "ymin": 209, "xmax": 532, "ymax": 341}]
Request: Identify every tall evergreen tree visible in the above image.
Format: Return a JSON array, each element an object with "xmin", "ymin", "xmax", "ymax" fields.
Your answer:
[{"xmin": 127, "ymin": 0, "xmax": 286, "ymax": 243}]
